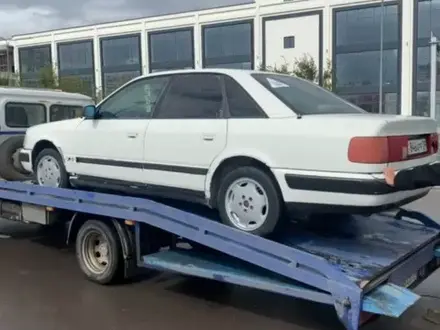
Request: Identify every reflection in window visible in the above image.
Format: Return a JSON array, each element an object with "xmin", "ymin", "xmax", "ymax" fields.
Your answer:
[
  {"xmin": 99, "ymin": 76, "xmax": 169, "ymax": 119},
  {"xmin": 335, "ymin": 50, "xmax": 398, "ymax": 89},
  {"xmin": 333, "ymin": 4, "xmax": 400, "ymax": 114},
  {"xmin": 5, "ymin": 102, "xmax": 46, "ymax": 128},
  {"xmin": 335, "ymin": 5, "xmax": 399, "ymax": 50},
  {"xmin": 149, "ymin": 29, "xmax": 194, "ymax": 72},
  {"xmin": 414, "ymin": 0, "xmax": 440, "ymax": 118},
  {"xmin": 50, "ymin": 105, "xmax": 84, "ymax": 122},
  {"xmin": 57, "ymin": 41, "xmax": 94, "ymax": 97},
  {"xmin": 101, "ymin": 35, "xmax": 142, "ymax": 96},
  {"xmin": 156, "ymin": 74, "xmax": 223, "ymax": 119},
  {"xmin": 203, "ymin": 21, "xmax": 253, "ymax": 69},
  {"xmin": 19, "ymin": 45, "xmax": 52, "ymax": 87}
]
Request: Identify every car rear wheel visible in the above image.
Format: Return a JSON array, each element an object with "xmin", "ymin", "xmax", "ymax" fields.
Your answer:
[
  {"xmin": 34, "ymin": 148, "xmax": 69, "ymax": 188},
  {"xmin": 216, "ymin": 166, "xmax": 282, "ymax": 236}
]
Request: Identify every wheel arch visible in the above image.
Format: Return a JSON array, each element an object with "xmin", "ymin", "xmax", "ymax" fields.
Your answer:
[
  {"xmin": 31, "ymin": 139, "xmax": 64, "ymax": 165},
  {"xmin": 206, "ymin": 152, "xmax": 281, "ymax": 208}
]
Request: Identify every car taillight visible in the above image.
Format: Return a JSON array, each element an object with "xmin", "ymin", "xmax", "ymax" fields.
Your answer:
[
  {"xmin": 348, "ymin": 135, "xmax": 435, "ymax": 164},
  {"xmin": 429, "ymin": 133, "xmax": 439, "ymax": 154}
]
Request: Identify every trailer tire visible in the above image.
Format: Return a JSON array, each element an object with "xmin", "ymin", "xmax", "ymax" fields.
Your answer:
[
  {"xmin": 0, "ymin": 136, "xmax": 31, "ymax": 181},
  {"xmin": 76, "ymin": 220, "xmax": 123, "ymax": 284}
]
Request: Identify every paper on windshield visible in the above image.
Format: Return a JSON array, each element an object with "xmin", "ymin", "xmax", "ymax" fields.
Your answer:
[{"xmin": 267, "ymin": 78, "xmax": 289, "ymax": 88}]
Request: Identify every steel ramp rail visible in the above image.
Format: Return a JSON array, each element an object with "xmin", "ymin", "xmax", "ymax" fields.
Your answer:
[
  {"xmin": 142, "ymin": 248, "xmax": 420, "ymax": 317},
  {"xmin": 0, "ymin": 181, "xmax": 438, "ymax": 330}
]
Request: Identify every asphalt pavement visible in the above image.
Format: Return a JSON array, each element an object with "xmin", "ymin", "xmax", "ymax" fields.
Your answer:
[{"xmin": 0, "ymin": 192, "xmax": 439, "ymax": 330}]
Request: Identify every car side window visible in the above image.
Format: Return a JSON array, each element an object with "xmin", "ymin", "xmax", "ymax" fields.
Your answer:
[
  {"xmin": 98, "ymin": 76, "xmax": 169, "ymax": 119},
  {"xmin": 224, "ymin": 76, "xmax": 267, "ymax": 118},
  {"xmin": 5, "ymin": 102, "xmax": 46, "ymax": 128},
  {"xmin": 154, "ymin": 74, "xmax": 223, "ymax": 119},
  {"xmin": 50, "ymin": 105, "xmax": 83, "ymax": 122}
]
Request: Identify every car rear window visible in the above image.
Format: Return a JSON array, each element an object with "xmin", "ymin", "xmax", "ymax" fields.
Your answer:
[{"xmin": 251, "ymin": 73, "xmax": 366, "ymax": 115}]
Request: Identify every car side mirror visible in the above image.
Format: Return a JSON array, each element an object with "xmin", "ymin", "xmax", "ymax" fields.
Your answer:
[{"xmin": 83, "ymin": 105, "xmax": 97, "ymax": 119}]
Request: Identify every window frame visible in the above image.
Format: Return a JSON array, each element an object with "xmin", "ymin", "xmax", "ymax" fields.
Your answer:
[
  {"xmin": 4, "ymin": 101, "xmax": 47, "ymax": 128},
  {"xmin": 100, "ymin": 33, "xmax": 143, "ymax": 97},
  {"xmin": 97, "ymin": 72, "xmax": 269, "ymax": 121},
  {"xmin": 151, "ymin": 72, "xmax": 268, "ymax": 120},
  {"xmin": 148, "ymin": 27, "xmax": 195, "ymax": 73},
  {"xmin": 332, "ymin": 2, "xmax": 402, "ymax": 114},
  {"xmin": 412, "ymin": 0, "xmax": 440, "ymax": 115},
  {"xmin": 283, "ymin": 36, "xmax": 296, "ymax": 49},
  {"xmin": 18, "ymin": 45, "xmax": 52, "ymax": 86},
  {"xmin": 96, "ymin": 75, "xmax": 171, "ymax": 120},
  {"xmin": 152, "ymin": 72, "xmax": 227, "ymax": 120},
  {"xmin": 201, "ymin": 20, "xmax": 255, "ymax": 69},
  {"xmin": 57, "ymin": 40, "xmax": 95, "ymax": 97}
]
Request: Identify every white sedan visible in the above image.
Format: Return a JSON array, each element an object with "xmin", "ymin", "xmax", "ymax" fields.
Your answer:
[{"xmin": 19, "ymin": 69, "xmax": 439, "ymax": 236}]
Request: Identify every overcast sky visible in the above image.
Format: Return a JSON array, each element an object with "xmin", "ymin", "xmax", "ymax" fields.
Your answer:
[{"xmin": 0, "ymin": 0, "xmax": 252, "ymax": 37}]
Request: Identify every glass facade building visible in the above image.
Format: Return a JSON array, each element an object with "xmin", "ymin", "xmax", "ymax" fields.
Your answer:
[{"xmin": 9, "ymin": 0, "xmax": 440, "ymax": 123}]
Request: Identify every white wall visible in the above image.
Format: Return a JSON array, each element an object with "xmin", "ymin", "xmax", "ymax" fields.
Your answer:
[{"xmin": 264, "ymin": 12, "xmax": 321, "ymax": 77}]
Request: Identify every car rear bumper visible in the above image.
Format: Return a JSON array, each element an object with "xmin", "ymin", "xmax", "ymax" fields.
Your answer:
[
  {"xmin": 272, "ymin": 168, "xmax": 431, "ymax": 214},
  {"xmin": 18, "ymin": 148, "xmax": 32, "ymax": 173}
]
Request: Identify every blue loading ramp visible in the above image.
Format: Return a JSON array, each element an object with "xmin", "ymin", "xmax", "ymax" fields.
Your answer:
[{"xmin": 0, "ymin": 181, "xmax": 438, "ymax": 330}]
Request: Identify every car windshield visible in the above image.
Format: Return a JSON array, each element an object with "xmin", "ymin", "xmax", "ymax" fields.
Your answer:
[{"xmin": 251, "ymin": 73, "xmax": 367, "ymax": 115}]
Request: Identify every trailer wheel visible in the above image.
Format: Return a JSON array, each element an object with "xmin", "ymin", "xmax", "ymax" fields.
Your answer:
[{"xmin": 76, "ymin": 220, "xmax": 123, "ymax": 284}]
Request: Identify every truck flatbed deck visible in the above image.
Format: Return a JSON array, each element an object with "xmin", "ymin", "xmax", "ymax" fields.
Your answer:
[{"xmin": 0, "ymin": 180, "xmax": 438, "ymax": 330}]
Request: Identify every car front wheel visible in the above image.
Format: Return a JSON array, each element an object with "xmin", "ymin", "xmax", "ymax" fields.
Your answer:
[
  {"xmin": 216, "ymin": 166, "xmax": 282, "ymax": 236},
  {"xmin": 34, "ymin": 148, "xmax": 70, "ymax": 188}
]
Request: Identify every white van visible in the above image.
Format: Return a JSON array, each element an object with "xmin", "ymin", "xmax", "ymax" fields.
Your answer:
[{"xmin": 0, "ymin": 87, "xmax": 93, "ymax": 180}]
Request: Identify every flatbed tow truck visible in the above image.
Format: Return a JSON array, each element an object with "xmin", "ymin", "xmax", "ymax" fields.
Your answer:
[{"xmin": 0, "ymin": 179, "xmax": 439, "ymax": 330}]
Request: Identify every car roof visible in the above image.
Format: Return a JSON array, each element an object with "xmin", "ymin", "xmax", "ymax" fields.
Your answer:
[
  {"xmin": 0, "ymin": 86, "xmax": 93, "ymax": 101},
  {"xmin": 129, "ymin": 68, "xmax": 259, "ymax": 82}
]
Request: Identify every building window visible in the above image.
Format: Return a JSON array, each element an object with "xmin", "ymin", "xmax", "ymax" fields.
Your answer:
[
  {"xmin": 57, "ymin": 40, "xmax": 94, "ymax": 97},
  {"xmin": 202, "ymin": 21, "xmax": 254, "ymax": 69},
  {"xmin": 333, "ymin": 3, "xmax": 401, "ymax": 114},
  {"xmin": 101, "ymin": 34, "xmax": 142, "ymax": 97},
  {"xmin": 413, "ymin": 0, "xmax": 440, "ymax": 119},
  {"xmin": 283, "ymin": 36, "xmax": 295, "ymax": 49},
  {"xmin": 18, "ymin": 45, "xmax": 52, "ymax": 87},
  {"xmin": 148, "ymin": 28, "xmax": 194, "ymax": 72}
]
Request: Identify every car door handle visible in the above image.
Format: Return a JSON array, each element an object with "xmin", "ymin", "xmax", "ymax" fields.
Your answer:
[
  {"xmin": 127, "ymin": 133, "xmax": 138, "ymax": 139},
  {"xmin": 202, "ymin": 134, "xmax": 215, "ymax": 141}
]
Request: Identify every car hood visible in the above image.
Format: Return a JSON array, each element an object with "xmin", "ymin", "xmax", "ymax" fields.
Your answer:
[
  {"xmin": 26, "ymin": 118, "xmax": 83, "ymax": 136},
  {"xmin": 24, "ymin": 118, "xmax": 84, "ymax": 150}
]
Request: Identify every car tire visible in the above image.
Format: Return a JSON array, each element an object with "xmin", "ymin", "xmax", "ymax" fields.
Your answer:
[
  {"xmin": 34, "ymin": 148, "xmax": 70, "ymax": 188},
  {"xmin": 0, "ymin": 136, "xmax": 32, "ymax": 181},
  {"xmin": 76, "ymin": 220, "xmax": 123, "ymax": 285},
  {"xmin": 216, "ymin": 166, "xmax": 283, "ymax": 236}
]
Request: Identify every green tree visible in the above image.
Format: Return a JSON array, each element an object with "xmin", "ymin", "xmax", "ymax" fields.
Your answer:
[
  {"xmin": 38, "ymin": 65, "xmax": 58, "ymax": 88},
  {"xmin": 322, "ymin": 58, "xmax": 333, "ymax": 91},
  {"xmin": 35, "ymin": 65, "xmax": 95, "ymax": 99},
  {"xmin": 259, "ymin": 53, "xmax": 334, "ymax": 91},
  {"xmin": 291, "ymin": 54, "xmax": 318, "ymax": 83}
]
